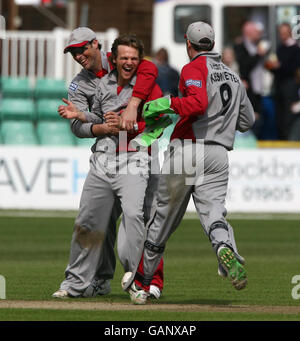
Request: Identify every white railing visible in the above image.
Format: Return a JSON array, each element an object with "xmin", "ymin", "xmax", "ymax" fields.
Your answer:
[{"xmin": 1, "ymin": 27, "xmax": 119, "ymax": 85}]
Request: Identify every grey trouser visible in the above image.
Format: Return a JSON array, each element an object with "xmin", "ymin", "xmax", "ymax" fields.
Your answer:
[
  {"xmin": 142, "ymin": 141, "xmax": 241, "ymax": 283},
  {"xmin": 60, "ymin": 151, "xmax": 149, "ymax": 297}
]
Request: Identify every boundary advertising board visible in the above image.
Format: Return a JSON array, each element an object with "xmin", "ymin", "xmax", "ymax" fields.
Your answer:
[{"xmin": 0, "ymin": 147, "xmax": 300, "ymax": 212}]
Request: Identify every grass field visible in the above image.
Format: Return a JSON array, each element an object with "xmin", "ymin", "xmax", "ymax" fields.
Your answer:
[{"xmin": 0, "ymin": 211, "xmax": 300, "ymax": 324}]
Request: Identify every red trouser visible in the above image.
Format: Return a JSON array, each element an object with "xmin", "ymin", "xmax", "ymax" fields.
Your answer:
[{"xmin": 134, "ymin": 253, "xmax": 164, "ymax": 291}]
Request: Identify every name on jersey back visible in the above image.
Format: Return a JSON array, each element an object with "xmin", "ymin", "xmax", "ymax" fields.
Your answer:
[{"xmin": 209, "ymin": 63, "xmax": 239, "ymax": 84}]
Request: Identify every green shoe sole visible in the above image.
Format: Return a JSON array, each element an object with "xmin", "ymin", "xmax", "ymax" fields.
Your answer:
[{"xmin": 218, "ymin": 247, "xmax": 247, "ymax": 290}]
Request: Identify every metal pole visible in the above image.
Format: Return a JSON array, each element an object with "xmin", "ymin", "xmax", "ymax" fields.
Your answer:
[
  {"xmin": 80, "ymin": 3, "xmax": 89, "ymax": 27},
  {"xmin": 67, "ymin": 0, "xmax": 77, "ymax": 30}
]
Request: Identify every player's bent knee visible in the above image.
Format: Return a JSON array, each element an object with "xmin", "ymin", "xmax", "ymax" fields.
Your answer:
[
  {"xmin": 125, "ymin": 210, "xmax": 144, "ymax": 222},
  {"xmin": 74, "ymin": 225, "xmax": 105, "ymax": 249}
]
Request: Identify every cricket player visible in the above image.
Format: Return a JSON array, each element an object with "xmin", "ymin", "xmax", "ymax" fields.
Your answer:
[
  {"xmin": 52, "ymin": 28, "xmax": 163, "ymax": 299},
  {"xmin": 122, "ymin": 22, "xmax": 255, "ymax": 304}
]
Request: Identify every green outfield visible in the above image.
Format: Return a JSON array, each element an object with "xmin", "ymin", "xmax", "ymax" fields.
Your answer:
[{"xmin": 0, "ymin": 211, "xmax": 299, "ymax": 321}]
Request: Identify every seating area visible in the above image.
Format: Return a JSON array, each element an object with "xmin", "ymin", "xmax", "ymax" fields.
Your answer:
[{"xmin": 0, "ymin": 77, "xmax": 96, "ymax": 147}]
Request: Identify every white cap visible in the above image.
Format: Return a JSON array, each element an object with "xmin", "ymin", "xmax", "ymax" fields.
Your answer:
[
  {"xmin": 64, "ymin": 27, "xmax": 96, "ymax": 54},
  {"xmin": 185, "ymin": 21, "xmax": 215, "ymax": 46}
]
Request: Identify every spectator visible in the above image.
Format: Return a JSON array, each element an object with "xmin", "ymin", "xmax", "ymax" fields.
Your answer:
[
  {"xmin": 153, "ymin": 48, "xmax": 180, "ymax": 97},
  {"xmin": 288, "ymin": 68, "xmax": 300, "ymax": 140},
  {"xmin": 266, "ymin": 23, "xmax": 300, "ymax": 140},
  {"xmin": 234, "ymin": 21, "xmax": 269, "ymax": 139},
  {"xmin": 222, "ymin": 46, "xmax": 239, "ymax": 75}
]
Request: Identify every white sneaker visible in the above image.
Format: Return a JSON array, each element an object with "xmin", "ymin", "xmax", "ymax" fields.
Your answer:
[
  {"xmin": 121, "ymin": 272, "xmax": 133, "ymax": 291},
  {"xmin": 52, "ymin": 289, "xmax": 69, "ymax": 298},
  {"xmin": 149, "ymin": 285, "xmax": 161, "ymax": 299}
]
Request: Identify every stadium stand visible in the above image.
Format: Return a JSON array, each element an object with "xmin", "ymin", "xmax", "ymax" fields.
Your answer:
[
  {"xmin": 75, "ymin": 136, "xmax": 96, "ymax": 147},
  {"xmin": 37, "ymin": 120, "xmax": 75, "ymax": 146},
  {"xmin": 0, "ymin": 75, "xmax": 257, "ymax": 149},
  {"xmin": 0, "ymin": 121, "xmax": 38, "ymax": 145},
  {"xmin": 36, "ymin": 98, "xmax": 64, "ymax": 121},
  {"xmin": 34, "ymin": 78, "xmax": 68, "ymax": 99},
  {"xmin": 0, "ymin": 98, "xmax": 36, "ymax": 121},
  {"xmin": 0, "ymin": 77, "xmax": 33, "ymax": 98},
  {"xmin": 0, "ymin": 77, "xmax": 85, "ymax": 147}
]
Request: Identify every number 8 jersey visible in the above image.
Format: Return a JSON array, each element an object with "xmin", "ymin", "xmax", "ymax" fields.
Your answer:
[{"xmin": 169, "ymin": 52, "xmax": 255, "ymax": 150}]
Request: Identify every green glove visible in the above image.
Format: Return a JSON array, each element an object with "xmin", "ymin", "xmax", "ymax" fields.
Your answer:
[
  {"xmin": 130, "ymin": 115, "xmax": 173, "ymax": 148},
  {"xmin": 142, "ymin": 96, "xmax": 175, "ymax": 120}
]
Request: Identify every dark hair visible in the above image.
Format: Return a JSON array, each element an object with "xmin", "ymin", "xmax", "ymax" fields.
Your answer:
[
  {"xmin": 156, "ymin": 48, "xmax": 169, "ymax": 63},
  {"xmin": 279, "ymin": 22, "xmax": 292, "ymax": 32},
  {"xmin": 90, "ymin": 39, "xmax": 102, "ymax": 50},
  {"xmin": 110, "ymin": 34, "xmax": 144, "ymax": 65},
  {"xmin": 191, "ymin": 38, "xmax": 214, "ymax": 52}
]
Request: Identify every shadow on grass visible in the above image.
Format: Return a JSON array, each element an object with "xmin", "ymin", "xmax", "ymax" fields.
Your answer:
[
  {"xmin": 94, "ymin": 294, "xmax": 238, "ymax": 306},
  {"xmin": 62, "ymin": 294, "xmax": 237, "ymax": 307},
  {"xmin": 150, "ymin": 298, "xmax": 237, "ymax": 306}
]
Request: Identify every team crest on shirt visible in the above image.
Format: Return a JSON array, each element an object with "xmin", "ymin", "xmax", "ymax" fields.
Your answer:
[
  {"xmin": 185, "ymin": 79, "xmax": 202, "ymax": 88},
  {"xmin": 69, "ymin": 82, "xmax": 79, "ymax": 92}
]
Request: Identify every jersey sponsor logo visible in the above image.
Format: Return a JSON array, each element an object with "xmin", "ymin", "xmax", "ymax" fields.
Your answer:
[
  {"xmin": 185, "ymin": 79, "xmax": 202, "ymax": 88},
  {"xmin": 69, "ymin": 82, "xmax": 79, "ymax": 92}
]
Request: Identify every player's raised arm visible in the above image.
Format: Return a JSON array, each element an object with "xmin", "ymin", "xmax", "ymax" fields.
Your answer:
[{"xmin": 121, "ymin": 59, "xmax": 158, "ymax": 131}]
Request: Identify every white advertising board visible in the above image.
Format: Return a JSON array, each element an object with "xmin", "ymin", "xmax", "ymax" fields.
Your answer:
[
  {"xmin": 226, "ymin": 149, "xmax": 300, "ymax": 212},
  {"xmin": 188, "ymin": 148, "xmax": 300, "ymax": 213},
  {"xmin": 0, "ymin": 146, "xmax": 90, "ymax": 210},
  {"xmin": 1, "ymin": 147, "xmax": 300, "ymax": 212}
]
